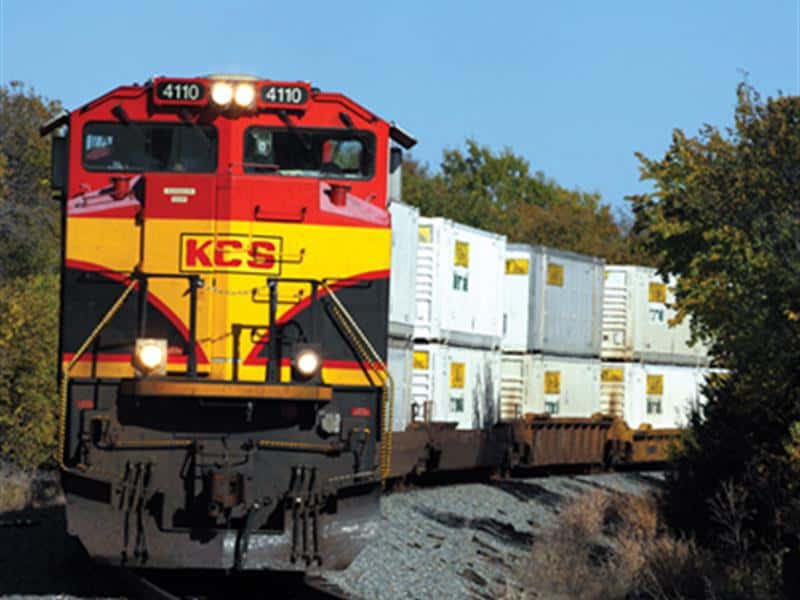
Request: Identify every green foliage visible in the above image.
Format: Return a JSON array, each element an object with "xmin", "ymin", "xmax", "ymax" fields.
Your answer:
[
  {"xmin": 632, "ymin": 84, "xmax": 800, "ymax": 596},
  {"xmin": 0, "ymin": 82, "xmax": 63, "ymax": 468},
  {"xmin": 0, "ymin": 273, "xmax": 59, "ymax": 469},
  {"xmin": 0, "ymin": 82, "xmax": 62, "ymax": 280},
  {"xmin": 402, "ymin": 139, "xmax": 651, "ymax": 263}
]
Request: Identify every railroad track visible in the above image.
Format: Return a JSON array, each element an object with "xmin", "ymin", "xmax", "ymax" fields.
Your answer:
[{"xmin": 120, "ymin": 568, "xmax": 360, "ymax": 600}]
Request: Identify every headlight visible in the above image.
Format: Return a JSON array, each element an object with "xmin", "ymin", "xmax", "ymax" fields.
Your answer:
[
  {"xmin": 210, "ymin": 82, "xmax": 233, "ymax": 106},
  {"xmin": 295, "ymin": 348, "xmax": 321, "ymax": 377},
  {"xmin": 134, "ymin": 338, "xmax": 167, "ymax": 376},
  {"xmin": 234, "ymin": 83, "xmax": 256, "ymax": 107},
  {"xmin": 292, "ymin": 344, "xmax": 322, "ymax": 381}
]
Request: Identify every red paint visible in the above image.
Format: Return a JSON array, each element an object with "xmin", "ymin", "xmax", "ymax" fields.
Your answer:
[
  {"xmin": 185, "ymin": 239, "xmax": 214, "ymax": 267},
  {"xmin": 63, "ymin": 352, "xmax": 189, "ymax": 365},
  {"xmin": 75, "ymin": 398, "xmax": 94, "ymax": 410},
  {"xmin": 64, "ymin": 259, "xmax": 210, "ymax": 365},
  {"xmin": 351, "ymin": 407, "xmax": 371, "ymax": 417},
  {"xmin": 247, "ymin": 240, "xmax": 276, "ymax": 270},
  {"xmin": 326, "ymin": 184, "xmax": 351, "ymax": 207},
  {"xmin": 243, "ymin": 270, "xmax": 389, "ymax": 365},
  {"xmin": 214, "ymin": 239, "xmax": 242, "ymax": 267}
]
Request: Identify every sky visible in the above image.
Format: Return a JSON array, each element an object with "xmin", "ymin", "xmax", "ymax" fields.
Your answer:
[{"xmin": 1, "ymin": 0, "xmax": 798, "ymax": 212}]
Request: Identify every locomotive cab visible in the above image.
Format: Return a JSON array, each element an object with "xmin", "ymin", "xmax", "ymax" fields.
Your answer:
[{"xmin": 44, "ymin": 75, "xmax": 415, "ymax": 571}]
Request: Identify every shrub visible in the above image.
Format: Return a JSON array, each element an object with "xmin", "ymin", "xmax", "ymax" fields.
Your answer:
[
  {"xmin": 0, "ymin": 273, "xmax": 59, "ymax": 469},
  {"xmin": 519, "ymin": 491, "xmax": 713, "ymax": 600}
]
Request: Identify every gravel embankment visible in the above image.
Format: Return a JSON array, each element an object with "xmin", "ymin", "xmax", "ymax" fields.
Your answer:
[
  {"xmin": 323, "ymin": 471, "xmax": 665, "ymax": 599},
  {"xmin": 0, "ymin": 471, "xmax": 663, "ymax": 599}
]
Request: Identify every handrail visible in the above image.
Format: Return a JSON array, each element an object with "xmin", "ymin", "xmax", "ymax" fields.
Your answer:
[
  {"xmin": 321, "ymin": 282, "xmax": 394, "ymax": 485},
  {"xmin": 59, "ymin": 280, "xmax": 138, "ymax": 473}
]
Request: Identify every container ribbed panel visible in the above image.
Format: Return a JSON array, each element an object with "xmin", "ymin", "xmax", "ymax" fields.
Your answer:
[
  {"xmin": 411, "ymin": 364, "xmax": 433, "ymax": 422},
  {"xmin": 414, "ymin": 241, "xmax": 435, "ymax": 338},
  {"xmin": 602, "ymin": 279, "xmax": 628, "ymax": 358},
  {"xmin": 500, "ymin": 355, "xmax": 525, "ymax": 422},
  {"xmin": 600, "ymin": 380, "xmax": 625, "ymax": 417}
]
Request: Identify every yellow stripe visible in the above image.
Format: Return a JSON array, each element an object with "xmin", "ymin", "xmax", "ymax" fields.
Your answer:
[{"xmin": 66, "ymin": 217, "xmax": 390, "ymax": 381}]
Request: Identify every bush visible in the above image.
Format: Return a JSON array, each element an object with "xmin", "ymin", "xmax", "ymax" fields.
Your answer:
[
  {"xmin": 515, "ymin": 490, "xmax": 776, "ymax": 600},
  {"xmin": 0, "ymin": 273, "xmax": 59, "ymax": 469},
  {"xmin": 0, "ymin": 461, "xmax": 33, "ymax": 512}
]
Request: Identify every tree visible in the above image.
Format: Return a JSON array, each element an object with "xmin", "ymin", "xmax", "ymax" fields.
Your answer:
[
  {"xmin": 631, "ymin": 84, "xmax": 800, "ymax": 595},
  {"xmin": 0, "ymin": 273, "xmax": 59, "ymax": 468},
  {"xmin": 0, "ymin": 82, "xmax": 62, "ymax": 280},
  {"xmin": 0, "ymin": 82, "xmax": 63, "ymax": 468},
  {"xmin": 403, "ymin": 139, "xmax": 649, "ymax": 263}
]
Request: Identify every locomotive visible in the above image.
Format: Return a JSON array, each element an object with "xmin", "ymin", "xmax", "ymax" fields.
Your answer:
[{"xmin": 41, "ymin": 75, "xmax": 415, "ymax": 571}]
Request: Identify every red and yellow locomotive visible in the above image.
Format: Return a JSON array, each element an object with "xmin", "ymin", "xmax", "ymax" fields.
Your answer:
[{"xmin": 42, "ymin": 74, "xmax": 415, "ymax": 571}]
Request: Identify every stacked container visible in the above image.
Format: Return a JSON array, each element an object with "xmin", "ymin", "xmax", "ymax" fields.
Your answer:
[
  {"xmin": 387, "ymin": 201, "xmax": 419, "ymax": 432},
  {"xmin": 599, "ymin": 363, "xmax": 707, "ymax": 429},
  {"xmin": 602, "ymin": 266, "xmax": 708, "ymax": 365},
  {"xmin": 499, "ymin": 245, "xmax": 605, "ymax": 421},
  {"xmin": 411, "ymin": 344, "xmax": 501, "ymax": 430},
  {"xmin": 412, "ymin": 218, "xmax": 506, "ymax": 429},
  {"xmin": 601, "ymin": 265, "xmax": 711, "ymax": 428}
]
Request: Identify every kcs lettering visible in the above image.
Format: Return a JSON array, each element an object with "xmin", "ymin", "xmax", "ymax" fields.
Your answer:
[{"xmin": 181, "ymin": 234, "xmax": 282, "ymax": 274}]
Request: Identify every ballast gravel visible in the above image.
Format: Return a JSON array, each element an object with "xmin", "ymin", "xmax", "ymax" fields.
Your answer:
[
  {"xmin": 322, "ymin": 471, "xmax": 665, "ymax": 599},
  {"xmin": 0, "ymin": 471, "xmax": 664, "ymax": 599}
]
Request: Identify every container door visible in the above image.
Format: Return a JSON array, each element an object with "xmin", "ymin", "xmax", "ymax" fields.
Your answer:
[{"xmin": 601, "ymin": 269, "xmax": 630, "ymax": 359}]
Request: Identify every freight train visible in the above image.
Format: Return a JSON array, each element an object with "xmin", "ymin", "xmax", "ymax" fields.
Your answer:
[{"xmin": 42, "ymin": 74, "xmax": 698, "ymax": 574}]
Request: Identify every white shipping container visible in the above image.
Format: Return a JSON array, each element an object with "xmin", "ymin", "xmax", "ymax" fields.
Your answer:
[
  {"xmin": 415, "ymin": 218, "xmax": 506, "ymax": 348},
  {"xmin": 502, "ymin": 244, "xmax": 604, "ymax": 356},
  {"xmin": 389, "ymin": 202, "xmax": 419, "ymax": 339},
  {"xmin": 600, "ymin": 362, "xmax": 707, "ymax": 429},
  {"xmin": 602, "ymin": 266, "xmax": 709, "ymax": 365},
  {"xmin": 411, "ymin": 343, "xmax": 501, "ymax": 430},
  {"xmin": 499, "ymin": 354, "xmax": 602, "ymax": 421},
  {"xmin": 387, "ymin": 337, "xmax": 413, "ymax": 432}
]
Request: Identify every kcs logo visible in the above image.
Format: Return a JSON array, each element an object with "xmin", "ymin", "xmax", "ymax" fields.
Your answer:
[{"xmin": 180, "ymin": 233, "xmax": 282, "ymax": 275}]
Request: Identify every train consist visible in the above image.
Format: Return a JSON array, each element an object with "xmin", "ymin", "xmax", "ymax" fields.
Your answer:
[
  {"xmin": 384, "ymin": 195, "xmax": 713, "ymax": 479},
  {"xmin": 41, "ymin": 74, "xmax": 708, "ymax": 575}
]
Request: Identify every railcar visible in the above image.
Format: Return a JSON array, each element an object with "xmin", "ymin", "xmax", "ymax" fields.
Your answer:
[{"xmin": 42, "ymin": 75, "xmax": 415, "ymax": 571}]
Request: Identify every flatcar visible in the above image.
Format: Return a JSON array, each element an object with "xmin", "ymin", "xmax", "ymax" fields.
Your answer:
[{"xmin": 42, "ymin": 74, "xmax": 416, "ymax": 571}]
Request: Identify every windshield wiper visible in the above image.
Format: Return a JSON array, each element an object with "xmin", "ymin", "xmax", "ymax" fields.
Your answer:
[
  {"xmin": 179, "ymin": 108, "xmax": 214, "ymax": 148},
  {"xmin": 277, "ymin": 110, "xmax": 313, "ymax": 155}
]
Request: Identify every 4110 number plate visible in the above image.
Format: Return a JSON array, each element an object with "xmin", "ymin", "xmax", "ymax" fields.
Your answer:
[
  {"xmin": 154, "ymin": 80, "xmax": 207, "ymax": 104},
  {"xmin": 260, "ymin": 85, "xmax": 308, "ymax": 105}
]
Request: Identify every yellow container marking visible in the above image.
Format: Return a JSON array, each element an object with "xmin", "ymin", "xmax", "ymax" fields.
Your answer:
[
  {"xmin": 505, "ymin": 258, "xmax": 529, "ymax": 275},
  {"xmin": 547, "ymin": 262, "xmax": 564, "ymax": 287},
  {"xmin": 450, "ymin": 362, "xmax": 465, "ymax": 389},
  {"xmin": 454, "ymin": 241, "xmax": 470, "ymax": 267},
  {"xmin": 418, "ymin": 225, "xmax": 432, "ymax": 243},
  {"xmin": 413, "ymin": 351, "xmax": 429, "ymax": 370},
  {"xmin": 602, "ymin": 367, "xmax": 624, "ymax": 382},
  {"xmin": 544, "ymin": 370, "xmax": 561, "ymax": 394},
  {"xmin": 646, "ymin": 374, "xmax": 664, "ymax": 395},
  {"xmin": 649, "ymin": 282, "xmax": 667, "ymax": 303}
]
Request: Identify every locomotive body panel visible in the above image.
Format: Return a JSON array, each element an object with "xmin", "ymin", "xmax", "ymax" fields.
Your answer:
[{"xmin": 52, "ymin": 76, "xmax": 409, "ymax": 572}]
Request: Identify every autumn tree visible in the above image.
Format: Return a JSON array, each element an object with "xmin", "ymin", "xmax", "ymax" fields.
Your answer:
[
  {"xmin": 0, "ymin": 82, "xmax": 62, "ymax": 280},
  {"xmin": 0, "ymin": 273, "xmax": 59, "ymax": 468},
  {"xmin": 403, "ymin": 139, "xmax": 648, "ymax": 263},
  {"xmin": 0, "ymin": 82, "xmax": 62, "ymax": 468},
  {"xmin": 631, "ymin": 84, "xmax": 800, "ymax": 596}
]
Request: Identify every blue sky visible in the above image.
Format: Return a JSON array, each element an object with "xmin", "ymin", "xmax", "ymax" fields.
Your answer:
[{"xmin": 1, "ymin": 1, "xmax": 798, "ymax": 211}]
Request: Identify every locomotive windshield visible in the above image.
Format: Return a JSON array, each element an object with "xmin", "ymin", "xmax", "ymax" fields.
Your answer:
[
  {"xmin": 83, "ymin": 122, "xmax": 217, "ymax": 173},
  {"xmin": 243, "ymin": 127, "xmax": 374, "ymax": 179}
]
